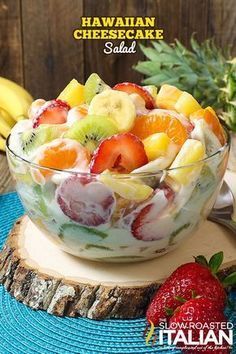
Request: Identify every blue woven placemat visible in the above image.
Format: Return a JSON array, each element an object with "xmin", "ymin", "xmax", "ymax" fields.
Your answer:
[{"xmin": 0, "ymin": 192, "xmax": 235, "ymax": 354}]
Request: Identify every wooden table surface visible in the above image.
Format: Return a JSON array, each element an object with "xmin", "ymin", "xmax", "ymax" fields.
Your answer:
[{"xmin": 0, "ymin": 153, "xmax": 14, "ymax": 194}]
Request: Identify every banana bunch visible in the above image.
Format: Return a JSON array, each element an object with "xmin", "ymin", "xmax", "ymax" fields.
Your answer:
[{"xmin": 0, "ymin": 77, "xmax": 33, "ymax": 152}]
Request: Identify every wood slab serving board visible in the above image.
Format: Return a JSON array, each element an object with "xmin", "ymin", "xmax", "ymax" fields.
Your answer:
[{"xmin": 0, "ymin": 171, "xmax": 236, "ymax": 320}]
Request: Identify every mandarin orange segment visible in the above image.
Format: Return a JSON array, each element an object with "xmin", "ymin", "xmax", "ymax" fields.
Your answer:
[
  {"xmin": 190, "ymin": 107, "xmax": 226, "ymax": 145},
  {"xmin": 131, "ymin": 114, "xmax": 188, "ymax": 146},
  {"xmin": 36, "ymin": 138, "xmax": 90, "ymax": 177},
  {"xmin": 77, "ymin": 105, "xmax": 88, "ymax": 116}
]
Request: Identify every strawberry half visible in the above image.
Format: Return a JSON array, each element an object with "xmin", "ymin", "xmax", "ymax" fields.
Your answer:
[
  {"xmin": 32, "ymin": 99, "xmax": 70, "ymax": 128},
  {"xmin": 113, "ymin": 82, "xmax": 156, "ymax": 109},
  {"xmin": 90, "ymin": 133, "xmax": 148, "ymax": 174},
  {"xmin": 57, "ymin": 175, "xmax": 116, "ymax": 226},
  {"xmin": 131, "ymin": 185, "xmax": 175, "ymax": 241},
  {"xmin": 169, "ymin": 297, "xmax": 230, "ymax": 354}
]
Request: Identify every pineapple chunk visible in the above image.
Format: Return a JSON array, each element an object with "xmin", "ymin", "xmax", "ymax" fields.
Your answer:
[
  {"xmin": 156, "ymin": 84, "xmax": 182, "ymax": 110},
  {"xmin": 58, "ymin": 79, "xmax": 85, "ymax": 107},
  {"xmin": 175, "ymin": 91, "xmax": 201, "ymax": 117},
  {"xmin": 144, "ymin": 85, "xmax": 157, "ymax": 99},
  {"xmin": 168, "ymin": 139, "xmax": 205, "ymax": 185},
  {"xmin": 99, "ymin": 174, "xmax": 153, "ymax": 201},
  {"xmin": 143, "ymin": 132, "xmax": 171, "ymax": 161}
]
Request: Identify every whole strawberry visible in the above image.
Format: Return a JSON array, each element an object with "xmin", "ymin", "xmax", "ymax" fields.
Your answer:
[
  {"xmin": 146, "ymin": 252, "xmax": 229, "ymax": 326},
  {"xmin": 169, "ymin": 297, "xmax": 230, "ymax": 353}
]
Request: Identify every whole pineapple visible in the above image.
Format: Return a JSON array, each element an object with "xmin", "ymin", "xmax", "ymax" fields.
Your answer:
[{"xmin": 134, "ymin": 37, "xmax": 236, "ymax": 131}]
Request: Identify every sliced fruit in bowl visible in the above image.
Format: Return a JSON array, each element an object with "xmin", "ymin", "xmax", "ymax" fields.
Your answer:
[
  {"xmin": 143, "ymin": 85, "xmax": 157, "ymax": 100},
  {"xmin": 142, "ymin": 132, "xmax": 171, "ymax": 161},
  {"xmin": 32, "ymin": 99, "xmax": 70, "ymax": 128},
  {"xmin": 175, "ymin": 91, "xmax": 201, "ymax": 116},
  {"xmin": 64, "ymin": 115, "xmax": 118, "ymax": 153},
  {"xmin": 113, "ymin": 82, "xmax": 156, "ymax": 109},
  {"xmin": 190, "ymin": 106, "xmax": 226, "ymax": 145},
  {"xmin": 85, "ymin": 73, "xmax": 110, "ymax": 104},
  {"xmin": 6, "ymin": 73, "xmax": 230, "ymax": 262},
  {"xmin": 20, "ymin": 124, "xmax": 67, "ymax": 155},
  {"xmin": 32, "ymin": 138, "xmax": 90, "ymax": 183},
  {"xmin": 90, "ymin": 133, "xmax": 148, "ymax": 174},
  {"xmin": 168, "ymin": 139, "xmax": 205, "ymax": 185},
  {"xmin": 88, "ymin": 89, "xmax": 136, "ymax": 132},
  {"xmin": 131, "ymin": 185, "xmax": 175, "ymax": 241},
  {"xmin": 131, "ymin": 111, "xmax": 188, "ymax": 146},
  {"xmin": 57, "ymin": 79, "xmax": 85, "ymax": 107},
  {"xmin": 156, "ymin": 84, "xmax": 182, "ymax": 110},
  {"xmin": 66, "ymin": 105, "xmax": 88, "ymax": 125},
  {"xmin": 56, "ymin": 175, "xmax": 116, "ymax": 227}
]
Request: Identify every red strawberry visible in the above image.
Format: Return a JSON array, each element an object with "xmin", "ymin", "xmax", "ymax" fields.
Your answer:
[
  {"xmin": 169, "ymin": 297, "xmax": 230, "ymax": 353},
  {"xmin": 90, "ymin": 133, "xmax": 148, "ymax": 174},
  {"xmin": 146, "ymin": 260, "xmax": 227, "ymax": 326},
  {"xmin": 33, "ymin": 99, "xmax": 70, "ymax": 128},
  {"xmin": 113, "ymin": 82, "xmax": 156, "ymax": 109},
  {"xmin": 56, "ymin": 175, "xmax": 116, "ymax": 226},
  {"xmin": 131, "ymin": 185, "xmax": 174, "ymax": 241}
]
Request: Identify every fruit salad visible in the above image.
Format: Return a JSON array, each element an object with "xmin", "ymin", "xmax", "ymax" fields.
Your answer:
[{"xmin": 6, "ymin": 74, "xmax": 229, "ymax": 262}]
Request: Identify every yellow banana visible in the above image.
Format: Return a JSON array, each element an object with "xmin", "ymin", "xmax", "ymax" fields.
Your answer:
[
  {"xmin": 0, "ymin": 118, "xmax": 11, "ymax": 138},
  {"xmin": 0, "ymin": 77, "xmax": 33, "ymax": 104},
  {"xmin": 0, "ymin": 136, "xmax": 6, "ymax": 151},
  {"xmin": 0, "ymin": 107, "xmax": 15, "ymax": 127},
  {"xmin": 0, "ymin": 82, "xmax": 30, "ymax": 122},
  {"xmin": 0, "ymin": 77, "xmax": 33, "ymax": 153},
  {"xmin": 0, "ymin": 77, "xmax": 33, "ymax": 122}
]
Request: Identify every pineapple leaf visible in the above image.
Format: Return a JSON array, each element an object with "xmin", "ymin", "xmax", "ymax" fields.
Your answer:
[
  {"xmin": 134, "ymin": 61, "xmax": 161, "ymax": 76},
  {"xmin": 134, "ymin": 36, "xmax": 236, "ymax": 130},
  {"xmin": 139, "ymin": 44, "xmax": 160, "ymax": 61}
]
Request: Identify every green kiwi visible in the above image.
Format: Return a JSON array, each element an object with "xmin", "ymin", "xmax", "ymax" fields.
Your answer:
[
  {"xmin": 21, "ymin": 124, "xmax": 65, "ymax": 154},
  {"xmin": 64, "ymin": 115, "xmax": 118, "ymax": 152},
  {"xmin": 84, "ymin": 73, "xmax": 110, "ymax": 104}
]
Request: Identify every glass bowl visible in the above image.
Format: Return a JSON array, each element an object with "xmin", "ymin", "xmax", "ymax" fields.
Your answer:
[{"xmin": 6, "ymin": 131, "xmax": 230, "ymax": 263}]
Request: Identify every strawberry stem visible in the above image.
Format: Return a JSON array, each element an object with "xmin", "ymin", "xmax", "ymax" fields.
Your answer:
[
  {"xmin": 209, "ymin": 251, "xmax": 224, "ymax": 274},
  {"xmin": 194, "ymin": 255, "xmax": 209, "ymax": 267}
]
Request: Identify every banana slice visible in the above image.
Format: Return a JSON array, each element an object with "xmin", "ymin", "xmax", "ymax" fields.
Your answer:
[{"xmin": 88, "ymin": 90, "xmax": 136, "ymax": 132}]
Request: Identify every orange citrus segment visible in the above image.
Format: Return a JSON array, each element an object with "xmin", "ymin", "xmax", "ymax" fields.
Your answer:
[
  {"xmin": 76, "ymin": 105, "xmax": 88, "ymax": 117},
  {"xmin": 36, "ymin": 138, "xmax": 90, "ymax": 177},
  {"xmin": 131, "ymin": 113, "xmax": 188, "ymax": 146},
  {"xmin": 190, "ymin": 107, "xmax": 226, "ymax": 145}
]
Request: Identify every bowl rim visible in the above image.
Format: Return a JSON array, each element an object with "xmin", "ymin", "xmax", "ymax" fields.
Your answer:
[{"xmin": 6, "ymin": 126, "xmax": 230, "ymax": 179}]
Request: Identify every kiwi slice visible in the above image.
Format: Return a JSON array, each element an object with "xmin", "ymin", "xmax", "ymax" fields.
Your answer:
[
  {"xmin": 64, "ymin": 115, "xmax": 118, "ymax": 152},
  {"xmin": 21, "ymin": 124, "xmax": 65, "ymax": 154},
  {"xmin": 84, "ymin": 73, "xmax": 110, "ymax": 104}
]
